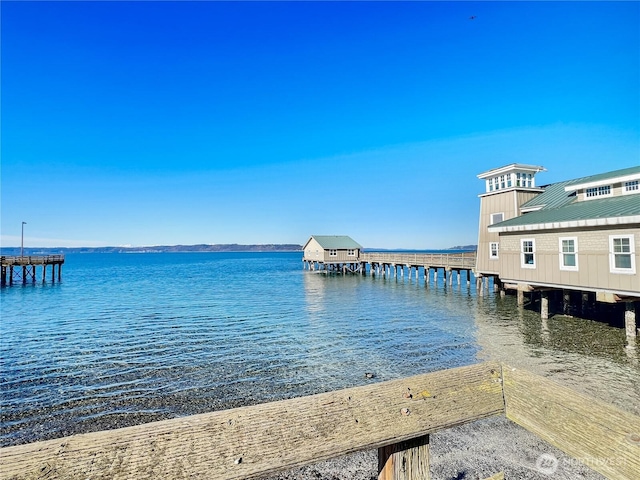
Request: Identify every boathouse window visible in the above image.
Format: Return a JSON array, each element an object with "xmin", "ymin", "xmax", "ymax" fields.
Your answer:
[
  {"xmin": 507, "ymin": 174, "xmax": 512, "ymax": 188},
  {"xmin": 559, "ymin": 237, "xmax": 578, "ymax": 271},
  {"xmin": 500, "ymin": 175, "xmax": 506, "ymax": 189},
  {"xmin": 488, "ymin": 178, "xmax": 494, "ymax": 192},
  {"xmin": 329, "ymin": 249, "xmax": 337, "ymax": 257},
  {"xmin": 609, "ymin": 235, "xmax": 635, "ymax": 274},
  {"xmin": 489, "ymin": 242, "xmax": 499, "ymax": 259},
  {"xmin": 586, "ymin": 185, "xmax": 611, "ymax": 198},
  {"xmin": 521, "ymin": 239, "xmax": 536, "ymax": 268},
  {"xmin": 516, "ymin": 173, "xmax": 522, "ymax": 187},
  {"xmin": 624, "ymin": 180, "xmax": 639, "ymax": 193},
  {"xmin": 490, "ymin": 213, "xmax": 504, "ymax": 225},
  {"xmin": 347, "ymin": 249, "xmax": 356, "ymax": 256}
]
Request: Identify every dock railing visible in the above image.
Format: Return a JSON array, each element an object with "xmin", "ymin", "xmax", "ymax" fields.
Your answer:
[
  {"xmin": 361, "ymin": 251, "xmax": 477, "ymax": 269},
  {"xmin": 1, "ymin": 362, "xmax": 638, "ymax": 480},
  {"xmin": 0, "ymin": 255, "xmax": 65, "ymax": 266}
]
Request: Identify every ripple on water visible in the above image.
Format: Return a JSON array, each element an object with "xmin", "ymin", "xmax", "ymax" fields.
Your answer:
[{"xmin": 1, "ymin": 252, "xmax": 638, "ymax": 447}]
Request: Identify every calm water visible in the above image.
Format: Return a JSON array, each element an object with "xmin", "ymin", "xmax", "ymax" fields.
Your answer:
[{"xmin": 1, "ymin": 252, "xmax": 638, "ymax": 447}]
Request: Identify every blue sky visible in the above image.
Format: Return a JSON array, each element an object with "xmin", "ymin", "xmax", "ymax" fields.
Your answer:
[{"xmin": 1, "ymin": 1, "xmax": 638, "ymax": 249}]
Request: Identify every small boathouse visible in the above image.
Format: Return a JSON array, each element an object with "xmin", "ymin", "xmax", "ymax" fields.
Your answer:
[{"xmin": 0, "ymin": 255, "xmax": 65, "ymax": 286}]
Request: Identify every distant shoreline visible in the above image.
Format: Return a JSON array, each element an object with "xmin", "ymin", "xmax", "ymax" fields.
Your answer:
[
  {"xmin": 0, "ymin": 244, "xmax": 303, "ymax": 255},
  {"xmin": 0, "ymin": 244, "xmax": 477, "ymax": 255}
]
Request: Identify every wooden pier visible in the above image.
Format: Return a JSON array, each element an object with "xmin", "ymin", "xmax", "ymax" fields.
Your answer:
[
  {"xmin": 1, "ymin": 362, "xmax": 638, "ymax": 479},
  {"xmin": 0, "ymin": 255, "xmax": 65, "ymax": 286},
  {"xmin": 303, "ymin": 251, "xmax": 477, "ymax": 287}
]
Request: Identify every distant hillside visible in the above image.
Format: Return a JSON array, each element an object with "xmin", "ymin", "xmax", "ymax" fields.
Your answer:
[
  {"xmin": 0, "ymin": 244, "xmax": 303, "ymax": 255},
  {"xmin": 448, "ymin": 245, "xmax": 477, "ymax": 251}
]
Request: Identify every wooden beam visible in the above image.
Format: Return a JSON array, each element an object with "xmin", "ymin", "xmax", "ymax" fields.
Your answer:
[
  {"xmin": 0, "ymin": 363, "xmax": 504, "ymax": 480},
  {"xmin": 502, "ymin": 365, "xmax": 640, "ymax": 480},
  {"xmin": 378, "ymin": 434, "xmax": 430, "ymax": 480}
]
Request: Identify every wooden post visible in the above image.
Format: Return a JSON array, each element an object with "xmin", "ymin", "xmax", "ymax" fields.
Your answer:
[
  {"xmin": 625, "ymin": 302, "xmax": 637, "ymax": 344},
  {"xmin": 517, "ymin": 286, "xmax": 524, "ymax": 306},
  {"xmin": 476, "ymin": 274, "xmax": 482, "ymax": 292},
  {"xmin": 378, "ymin": 435, "xmax": 430, "ymax": 480},
  {"xmin": 541, "ymin": 291, "xmax": 549, "ymax": 320}
]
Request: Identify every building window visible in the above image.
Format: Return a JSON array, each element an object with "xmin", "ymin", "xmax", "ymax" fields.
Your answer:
[
  {"xmin": 347, "ymin": 249, "xmax": 355, "ymax": 256},
  {"xmin": 507, "ymin": 174, "xmax": 512, "ymax": 188},
  {"xmin": 586, "ymin": 185, "xmax": 611, "ymax": 198},
  {"xmin": 489, "ymin": 242, "xmax": 499, "ymax": 259},
  {"xmin": 329, "ymin": 249, "xmax": 337, "ymax": 257},
  {"xmin": 490, "ymin": 213, "xmax": 504, "ymax": 225},
  {"xmin": 488, "ymin": 178, "xmax": 494, "ymax": 192},
  {"xmin": 609, "ymin": 235, "xmax": 635, "ymax": 274},
  {"xmin": 500, "ymin": 175, "xmax": 505, "ymax": 189},
  {"xmin": 559, "ymin": 237, "xmax": 578, "ymax": 271},
  {"xmin": 526, "ymin": 174, "xmax": 532, "ymax": 187},
  {"xmin": 624, "ymin": 180, "xmax": 639, "ymax": 193},
  {"xmin": 521, "ymin": 239, "xmax": 535, "ymax": 268}
]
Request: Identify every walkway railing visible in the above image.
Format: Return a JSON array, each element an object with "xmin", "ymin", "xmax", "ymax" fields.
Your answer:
[
  {"xmin": 361, "ymin": 251, "xmax": 476, "ymax": 269},
  {"xmin": 0, "ymin": 255, "xmax": 65, "ymax": 266},
  {"xmin": 1, "ymin": 362, "xmax": 638, "ymax": 479}
]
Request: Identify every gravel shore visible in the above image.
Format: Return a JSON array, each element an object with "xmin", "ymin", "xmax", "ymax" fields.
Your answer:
[{"xmin": 262, "ymin": 415, "xmax": 606, "ymax": 480}]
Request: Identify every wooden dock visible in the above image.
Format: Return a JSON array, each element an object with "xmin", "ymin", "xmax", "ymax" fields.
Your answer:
[
  {"xmin": 304, "ymin": 251, "xmax": 477, "ymax": 286},
  {"xmin": 0, "ymin": 255, "xmax": 65, "ymax": 286},
  {"xmin": 1, "ymin": 362, "xmax": 638, "ymax": 479}
]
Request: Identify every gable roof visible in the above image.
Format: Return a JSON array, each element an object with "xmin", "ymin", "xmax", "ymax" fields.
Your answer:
[
  {"xmin": 303, "ymin": 235, "xmax": 362, "ymax": 250},
  {"xmin": 489, "ymin": 166, "xmax": 640, "ymax": 233}
]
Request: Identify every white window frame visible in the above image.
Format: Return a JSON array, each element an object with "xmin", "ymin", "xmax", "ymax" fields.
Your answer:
[
  {"xmin": 609, "ymin": 235, "xmax": 636, "ymax": 274},
  {"xmin": 489, "ymin": 242, "xmax": 499, "ymax": 260},
  {"xmin": 623, "ymin": 180, "xmax": 639, "ymax": 194},
  {"xmin": 329, "ymin": 249, "xmax": 337, "ymax": 257},
  {"xmin": 585, "ymin": 185, "xmax": 612, "ymax": 199},
  {"xmin": 490, "ymin": 212, "xmax": 504, "ymax": 225},
  {"xmin": 559, "ymin": 237, "xmax": 578, "ymax": 271},
  {"xmin": 347, "ymin": 249, "xmax": 356, "ymax": 256},
  {"xmin": 521, "ymin": 239, "xmax": 536, "ymax": 269}
]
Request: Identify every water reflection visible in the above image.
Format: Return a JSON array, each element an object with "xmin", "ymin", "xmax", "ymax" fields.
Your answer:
[{"xmin": 474, "ymin": 293, "xmax": 640, "ymax": 415}]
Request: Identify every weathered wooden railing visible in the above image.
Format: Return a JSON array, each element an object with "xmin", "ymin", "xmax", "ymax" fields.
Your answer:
[
  {"xmin": 0, "ymin": 255, "xmax": 65, "ymax": 266},
  {"xmin": 1, "ymin": 362, "xmax": 638, "ymax": 479},
  {"xmin": 360, "ymin": 252, "xmax": 477, "ymax": 269}
]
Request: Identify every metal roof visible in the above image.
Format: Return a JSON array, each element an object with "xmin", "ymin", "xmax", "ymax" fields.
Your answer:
[
  {"xmin": 564, "ymin": 165, "xmax": 640, "ymax": 189},
  {"xmin": 304, "ymin": 235, "xmax": 363, "ymax": 250},
  {"xmin": 490, "ymin": 166, "xmax": 640, "ymax": 232},
  {"xmin": 519, "ymin": 180, "xmax": 576, "ymax": 210},
  {"xmin": 490, "ymin": 195, "xmax": 640, "ymax": 233}
]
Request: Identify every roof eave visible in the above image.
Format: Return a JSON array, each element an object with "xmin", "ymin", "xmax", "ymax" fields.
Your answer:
[
  {"xmin": 564, "ymin": 173, "xmax": 640, "ymax": 192},
  {"xmin": 488, "ymin": 215, "xmax": 640, "ymax": 233}
]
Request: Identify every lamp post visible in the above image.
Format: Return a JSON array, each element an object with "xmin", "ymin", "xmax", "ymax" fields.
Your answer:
[{"xmin": 21, "ymin": 221, "xmax": 27, "ymax": 258}]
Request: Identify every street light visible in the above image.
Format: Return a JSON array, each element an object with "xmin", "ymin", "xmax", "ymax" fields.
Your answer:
[{"xmin": 21, "ymin": 221, "xmax": 27, "ymax": 258}]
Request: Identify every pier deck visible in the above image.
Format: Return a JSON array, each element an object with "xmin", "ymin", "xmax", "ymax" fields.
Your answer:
[
  {"xmin": 303, "ymin": 251, "xmax": 477, "ymax": 286},
  {"xmin": 1, "ymin": 255, "xmax": 65, "ymax": 285}
]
